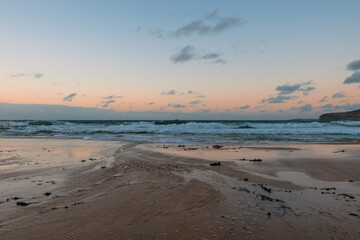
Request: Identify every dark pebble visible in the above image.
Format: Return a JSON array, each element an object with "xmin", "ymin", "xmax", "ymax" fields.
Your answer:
[
  {"xmin": 16, "ymin": 201, "xmax": 29, "ymax": 206},
  {"xmin": 210, "ymin": 162, "xmax": 221, "ymax": 166}
]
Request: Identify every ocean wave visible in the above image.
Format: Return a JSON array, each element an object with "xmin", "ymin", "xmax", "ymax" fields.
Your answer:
[
  {"xmin": 1, "ymin": 120, "xmax": 359, "ymax": 144},
  {"xmin": 28, "ymin": 120, "xmax": 55, "ymax": 126}
]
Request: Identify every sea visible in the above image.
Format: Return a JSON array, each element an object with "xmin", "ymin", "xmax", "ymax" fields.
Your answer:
[{"xmin": 0, "ymin": 120, "xmax": 360, "ymax": 145}]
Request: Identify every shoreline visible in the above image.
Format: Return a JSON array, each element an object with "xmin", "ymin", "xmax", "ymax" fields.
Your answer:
[
  {"xmin": 0, "ymin": 138, "xmax": 359, "ymax": 239},
  {"xmin": 1, "ymin": 135, "xmax": 360, "ymax": 145}
]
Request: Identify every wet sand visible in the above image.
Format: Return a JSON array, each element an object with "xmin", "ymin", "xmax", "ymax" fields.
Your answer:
[{"xmin": 0, "ymin": 139, "xmax": 359, "ymax": 239}]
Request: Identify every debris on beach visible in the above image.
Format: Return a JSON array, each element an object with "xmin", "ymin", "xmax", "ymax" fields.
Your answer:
[
  {"xmin": 45, "ymin": 180, "xmax": 56, "ymax": 184},
  {"xmin": 250, "ymin": 159, "xmax": 262, "ymax": 162},
  {"xmin": 209, "ymin": 161, "xmax": 221, "ymax": 166},
  {"xmin": 44, "ymin": 192, "xmax": 52, "ymax": 196},
  {"xmin": 260, "ymin": 184, "xmax": 272, "ymax": 194},
  {"xmin": 183, "ymin": 147, "xmax": 198, "ymax": 151},
  {"xmin": 259, "ymin": 195, "xmax": 274, "ymax": 202},
  {"xmin": 337, "ymin": 193, "xmax": 355, "ymax": 199},
  {"xmin": 258, "ymin": 194, "xmax": 283, "ymax": 203},
  {"xmin": 7, "ymin": 197, "xmax": 21, "ymax": 201},
  {"xmin": 16, "ymin": 201, "xmax": 29, "ymax": 206},
  {"xmin": 212, "ymin": 145, "xmax": 223, "ymax": 149},
  {"xmin": 238, "ymin": 158, "xmax": 263, "ymax": 162},
  {"xmin": 71, "ymin": 201, "xmax": 85, "ymax": 206},
  {"xmin": 238, "ymin": 187, "xmax": 250, "ymax": 193}
]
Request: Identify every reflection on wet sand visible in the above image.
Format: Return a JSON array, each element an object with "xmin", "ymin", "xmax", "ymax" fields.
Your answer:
[{"xmin": 0, "ymin": 140, "xmax": 359, "ymax": 239}]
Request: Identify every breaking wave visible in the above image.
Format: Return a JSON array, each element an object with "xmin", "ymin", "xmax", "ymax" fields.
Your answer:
[{"xmin": 0, "ymin": 120, "xmax": 359, "ymax": 144}]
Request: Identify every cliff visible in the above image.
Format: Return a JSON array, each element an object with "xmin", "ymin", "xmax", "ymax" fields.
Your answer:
[{"xmin": 319, "ymin": 109, "xmax": 360, "ymax": 121}]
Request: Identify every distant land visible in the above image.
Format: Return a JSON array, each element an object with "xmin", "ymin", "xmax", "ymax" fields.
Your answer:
[{"xmin": 319, "ymin": 109, "xmax": 360, "ymax": 121}]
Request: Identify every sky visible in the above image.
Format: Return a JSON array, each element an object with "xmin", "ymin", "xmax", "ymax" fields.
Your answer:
[{"xmin": 1, "ymin": 0, "xmax": 360, "ymax": 120}]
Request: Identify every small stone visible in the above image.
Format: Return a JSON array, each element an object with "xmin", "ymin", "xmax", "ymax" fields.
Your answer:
[
  {"xmin": 210, "ymin": 162, "xmax": 221, "ymax": 166},
  {"xmin": 16, "ymin": 201, "xmax": 29, "ymax": 206}
]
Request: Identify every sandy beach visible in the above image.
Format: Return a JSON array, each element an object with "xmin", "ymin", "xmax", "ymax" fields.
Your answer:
[{"xmin": 0, "ymin": 138, "xmax": 359, "ymax": 239}]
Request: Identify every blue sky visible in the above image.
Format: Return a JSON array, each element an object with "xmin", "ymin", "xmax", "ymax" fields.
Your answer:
[{"xmin": 1, "ymin": 0, "xmax": 360, "ymax": 119}]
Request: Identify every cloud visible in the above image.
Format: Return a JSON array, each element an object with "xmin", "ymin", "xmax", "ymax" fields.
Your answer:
[
  {"xmin": 168, "ymin": 103, "xmax": 186, "ymax": 108},
  {"xmin": 201, "ymin": 53, "xmax": 220, "ymax": 59},
  {"xmin": 236, "ymin": 105, "xmax": 250, "ymax": 110},
  {"xmin": 170, "ymin": 45, "xmax": 196, "ymax": 63},
  {"xmin": 102, "ymin": 95, "xmax": 123, "ymax": 100},
  {"xmin": 275, "ymin": 81, "xmax": 314, "ymax": 95},
  {"xmin": 205, "ymin": 9, "xmax": 219, "ymax": 20},
  {"xmin": 264, "ymin": 81, "xmax": 315, "ymax": 104},
  {"xmin": 214, "ymin": 59, "xmax": 226, "ymax": 64},
  {"xmin": 188, "ymin": 90, "xmax": 200, "ymax": 95},
  {"xmin": 332, "ymin": 91, "xmax": 346, "ymax": 99},
  {"xmin": 319, "ymin": 103, "xmax": 360, "ymax": 112},
  {"xmin": 346, "ymin": 59, "xmax": 360, "ymax": 71},
  {"xmin": 319, "ymin": 96, "xmax": 328, "ymax": 102},
  {"xmin": 173, "ymin": 17, "xmax": 242, "ymax": 38},
  {"xmin": 320, "ymin": 103, "xmax": 333, "ymax": 109},
  {"xmin": 196, "ymin": 95, "xmax": 205, "ymax": 98},
  {"xmin": 267, "ymin": 95, "xmax": 298, "ymax": 104},
  {"xmin": 150, "ymin": 10, "xmax": 243, "ymax": 39},
  {"xmin": 9, "ymin": 72, "xmax": 44, "ymax": 79},
  {"xmin": 291, "ymin": 103, "xmax": 313, "ymax": 113},
  {"xmin": 213, "ymin": 17, "xmax": 242, "ymax": 33},
  {"xmin": 174, "ymin": 20, "xmax": 211, "ymax": 37},
  {"xmin": 298, "ymin": 103, "xmax": 313, "ymax": 112},
  {"xmin": 170, "ymin": 45, "xmax": 226, "ymax": 64},
  {"xmin": 62, "ymin": 93, "xmax": 77, "ymax": 102},
  {"xmin": 255, "ymin": 104, "xmax": 267, "ymax": 108},
  {"xmin": 302, "ymin": 86, "xmax": 316, "ymax": 95},
  {"xmin": 343, "ymin": 72, "xmax": 360, "ymax": 84},
  {"xmin": 101, "ymin": 100, "xmax": 116, "ymax": 108},
  {"xmin": 189, "ymin": 100, "xmax": 201, "ymax": 105},
  {"xmin": 161, "ymin": 89, "xmax": 176, "ymax": 95},
  {"xmin": 334, "ymin": 103, "xmax": 360, "ymax": 111},
  {"xmin": 33, "ymin": 73, "xmax": 43, "ymax": 79},
  {"xmin": 9, "ymin": 73, "xmax": 25, "ymax": 78}
]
